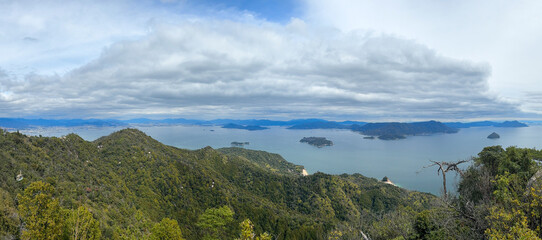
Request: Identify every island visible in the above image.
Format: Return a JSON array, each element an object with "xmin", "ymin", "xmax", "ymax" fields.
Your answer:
[
  {"xmin": 445, "ymin": 120, "xmax": 528, "ymax": 128},
  {"xmin": 231, "ymin": 141, "xmax": 250, "ymax": 147},
  {"xmin": 363, "ymin": 136, "xmax": 375, "ymax": 139},
  {"xmin": 222, "ymin": 123, "xmax": 268, "ymax": 131},
  {"xmin": 487, "ymin": 132, "xmax": 500, "ymax": 139},
  {"xmin": 299, "ymin": 137, "xmax": 333, "ymax": 148},
  {"xmin": 495, "ymin": 120, "xmax": 528, "ymax": 128},
  {"xmin": 351, "ymin": 120, "xmax": 458, "ymax": 140}
]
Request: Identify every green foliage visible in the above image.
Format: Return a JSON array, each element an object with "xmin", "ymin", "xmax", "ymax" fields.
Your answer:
[
  {"xmin": 0, "ymin": 188, "xmax": 19, "ymax": 238},
  {"xmin": 18, "ymin": 181, "xmax": 64, "ymax": 240},
  {"xmin": 112, "ymin": 210, "xmax": 153, "ymax": 240},
  {"xmin": 150, "ymin": 218, "xmax": 184, "ymax": 240},
  {"xmin": 453, "ymin": 146, "xmax": 542, "ymax": 239},
  {"xmin": 0, "ymin": 128, "xmax": 438, "ymax": 239},
  {"xmin": 64, "ymin": 206, "xmax": 101, "ymax": 240},
  {"xmin": 370, "ymin": 207, "xmax": 416, "ymax": 240},
  {"xmin": 197, "ymin": 206, "xmax": 234, "ymax": 239},
  {"xmin": 236, "ymin": 219, "xmax": 272, "ymax": 240},
  {"xmin": 218, "ymin": 147, "xmax": 304, "ymax": 176}
]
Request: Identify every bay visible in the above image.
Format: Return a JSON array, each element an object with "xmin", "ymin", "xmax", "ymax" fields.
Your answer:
[{"xmin": 19, "ymin": 125, "xmax": 542, "ymax": 195}]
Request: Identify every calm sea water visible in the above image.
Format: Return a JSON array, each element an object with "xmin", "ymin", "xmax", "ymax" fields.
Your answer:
[{"xmin": 19, "ymin": 125, "xmax": 542, "ymax": 195}]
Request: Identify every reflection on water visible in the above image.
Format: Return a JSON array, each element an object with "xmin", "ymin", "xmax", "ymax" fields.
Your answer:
[{"xmin": 20, "ymin": 125, "xmax": 542, "ymax": 195}]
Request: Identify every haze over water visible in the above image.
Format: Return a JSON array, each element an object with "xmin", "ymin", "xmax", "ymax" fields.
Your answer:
[{"xmin": 21, "ymin": 125, "xmax": 542, "ymax": 195}]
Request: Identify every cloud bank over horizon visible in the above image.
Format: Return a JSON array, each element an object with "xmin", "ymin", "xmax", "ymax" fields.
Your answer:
[
  {"xmin": 1, "ymin": 0, "xmax": 538, "ymax": 121},
  {"xmin": 0, "ymin": 17, "xmax": 521, "ymax": 121}
]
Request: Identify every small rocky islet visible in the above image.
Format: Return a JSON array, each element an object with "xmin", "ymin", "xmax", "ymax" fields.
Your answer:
[{"xmin": 487, "ymin": 132, "xmax": 500, "ymax": 139}]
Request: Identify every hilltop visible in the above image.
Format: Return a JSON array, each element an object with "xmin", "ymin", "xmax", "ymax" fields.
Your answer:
[{"xmin": 0, "ymin": 128, "xmax": 434, "ymax": 239}]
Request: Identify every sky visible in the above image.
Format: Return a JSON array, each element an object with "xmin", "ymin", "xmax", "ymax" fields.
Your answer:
[{"xmin": 0, "ymin": 0, "xmax": 541, "ymax": 121}]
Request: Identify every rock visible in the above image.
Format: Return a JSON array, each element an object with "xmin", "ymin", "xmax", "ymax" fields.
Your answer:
[{"xmin": 487, "ymin": 132, "xmax": 500, "ymax": 139}]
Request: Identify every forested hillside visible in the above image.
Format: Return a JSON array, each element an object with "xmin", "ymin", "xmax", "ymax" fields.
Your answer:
[
  {"xmin": 0, "ymin": 128, "xmax": 434, "ymax": 239},
  {"xmin": 3, "ymin": 128, "xmax": 540, "ymax": 239}
]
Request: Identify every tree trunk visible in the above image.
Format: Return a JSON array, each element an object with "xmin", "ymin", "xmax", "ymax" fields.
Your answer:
[{"xmin": 442, "ymin": 172, "xmax": 447, "ymax": 199}]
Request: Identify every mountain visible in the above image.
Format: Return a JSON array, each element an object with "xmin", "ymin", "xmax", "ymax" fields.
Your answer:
[
  {"xmin": 494, "ymin": 120, "xmax": 528, "ymax": 127},
  {"xmin": 0, "ymin": 118, "xmax": 126, "ymax": 129},
  {"xmin": 0, "ymin": 128, "xmax": 435, "ymax": 239},
  {"xmin": 445, "ymin": 120, "xmax": 528, "ymax": 128},
  {"xmin": 351, "ymin": 120, "xmax": 458, "ymax": 139}
]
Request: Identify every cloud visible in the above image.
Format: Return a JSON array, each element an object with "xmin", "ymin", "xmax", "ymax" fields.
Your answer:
[
  {"xmin": 303, "ymin": 0, "xmax": 542, "ymax": 118},
  {"xmin": 0, "ymin": 18, "xmax": 521, "ymax": 120}
]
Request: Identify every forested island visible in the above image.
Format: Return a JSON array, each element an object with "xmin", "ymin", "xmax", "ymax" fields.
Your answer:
[
  {"xmin": 351, "ymin": 120, "xmax": 458, "ymax": 140},
  {"xmin": 299, "ymin": 137, "xmax": 333, "ymax": 147},
  {"xmin": 221, "ymin": 123, "xmax": 268, "ymax": 131},
  {"xmin": 2, "ymin": 128, "xmax": 542, "ymax": 239}
]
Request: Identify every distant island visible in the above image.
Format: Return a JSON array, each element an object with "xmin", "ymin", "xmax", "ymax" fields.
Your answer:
[
  {"xmin": 300, "ymin": 137, "xmax": 333, "ymax": 148},
  {"xmin": 222, "ymin": 123, "xmax": 268, "ymax": 131},
  {"xmin": 488, "ymin": 132, "xmax": 500, "ymax": 139},
  {"xmin": 351, "ymin": 121, "xmax": 458, "ymax": 140},
  {"xmin": 363, "ymin": 136, "xmax": 375, "ymax": 139},
  {"xmin": 231, "ymin": 141, "xmax": 250, "ymax": 147},
  {"xmin": 445, "ymin": 120, "xmax": 528, "ymax": 128},
  {"xmin": 0, "ymin": 117, "xmax": 528, "ymax": 132}
]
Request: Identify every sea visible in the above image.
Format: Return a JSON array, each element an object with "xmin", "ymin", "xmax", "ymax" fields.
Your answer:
[{"xmin": 18, "ymin": 124, "xmax": 542, "ymax": 195}]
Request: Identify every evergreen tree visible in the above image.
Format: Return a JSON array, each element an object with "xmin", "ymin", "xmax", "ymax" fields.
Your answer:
[
  {"xmin": 65, "ymin": 206, "xmax": 101, "ymax": 240},
  {"xmin": 236, "ymin": 219, "xmax": 272, "ymax": 240},
  {"xmin": 150, "ymin": 218, "xmax": 184, "ymax": 240},
  {"xmin": 196, "ymin": 206, "xmax": 234, "ymax": 240},
  {"xmin": 0, "ymin": 188, "xmax": 19, "ymax": 239},
  {"xmin": 18, "ymin": 181, "xmax": 64, "ymax": 240}
]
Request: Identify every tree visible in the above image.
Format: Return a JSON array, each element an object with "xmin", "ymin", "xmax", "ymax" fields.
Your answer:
[
  {"xmin": 150, "ymin": 218, "xmax": 184, "ymax": 240},
  {"xmin": 424, "ymin": 159, "xmax": 470, "ymax": 198},
  {"xmin": 236, "ymin": 219, "xmax": 272, "ymax": 240},
  {"xmin": 196, "ymin": 206, "xmax": 234, "ymax": 239},
  {"xmin": 0, "ymin": 188, "xmax": 20, "ymax": 239},
  {"xmin": 17, "ymin": 181, "xmax": 64, "ymax": 240},
  {"xmin": 112, "ymin": 210, "xmax": 153, "ymax": 240},
  {"xmin": 65, "ymin": 206, "xmax": 101, "ymax": 240}
]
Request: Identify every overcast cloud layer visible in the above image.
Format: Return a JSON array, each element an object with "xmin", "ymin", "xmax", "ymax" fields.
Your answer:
[
  {"xmin": 304, "ymin": 0, "xmax": 542, "ymax": 117},
  {"xmin": 0, "ymin": 15, "xmax": 522, "ymax": 120}
]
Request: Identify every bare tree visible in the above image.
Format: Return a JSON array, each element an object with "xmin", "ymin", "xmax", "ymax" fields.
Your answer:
[{"xmin": 423, "ymin": 159, "xmax": 471, "ymax": 198}]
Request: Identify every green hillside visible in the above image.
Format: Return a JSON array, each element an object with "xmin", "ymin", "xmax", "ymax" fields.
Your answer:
[{"xmin": 0, "ymin": 128, "xmax": 435, "ymax": 239}]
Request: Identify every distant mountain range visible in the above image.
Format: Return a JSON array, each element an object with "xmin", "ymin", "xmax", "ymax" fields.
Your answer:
[
  {"xmin": 0, "ymin": 118, "xmax": 125, "ymax": 129},
  {"xmin": 221, "ymin": 123, "xmax": 269, "ymax": 131},
  {"xmin": 444, "ymin": 120, "xmax": 528, "ymax": 128},
  {"xmin": 0, "ymin": 118, "xmax": 529, "ymax": 140}
]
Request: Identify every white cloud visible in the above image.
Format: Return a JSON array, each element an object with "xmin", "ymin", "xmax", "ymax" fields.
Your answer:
[
  {"xmin": 303, "ymin": 0, "xmax": 542, "ymax": 115},
  {"xmin": 0, "ymin": 16, "xmax": 521, "ymax": 120}
]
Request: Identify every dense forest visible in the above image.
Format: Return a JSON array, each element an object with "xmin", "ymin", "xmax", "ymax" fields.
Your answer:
[{"xmin": 1, "ymin": 128, "xmax": 542, "ymax": 239}]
